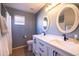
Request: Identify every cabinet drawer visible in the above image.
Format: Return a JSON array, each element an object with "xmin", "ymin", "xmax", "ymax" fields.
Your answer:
[
  {"xmin": 38, "ymin": 40, "xmax": 45, "ymax": 46},
  {"xmin": 48, "ymin": 44, "xmax": 63, "ymax": 56},
  {"xmin": 33, "ymin": 38, "xmax": 37, "ymax": 44},
  {"xmin": 48, "ymin": 46, "xmax": 55, "ymax": 56},
  {"xmin": 33, "ymin": 37, "xmax": 39, "ymax": 56},
  {"xmin": 38, "ymin": 47, "xmax": 47, "ymax": 56},
  {"xmin": 37, "ymin": 39, "xmax": 46, "ymax": 48},
  {"xmin": 39, "ymin": 41, "xmax": 44, "ymax": 46},
  {"xmin": 37, "ymin": 39, "xmax": 47, "ymax": 56},
  {"xmin": 56, "ymin": 48, "xmax": 74, "ymax": 56}
]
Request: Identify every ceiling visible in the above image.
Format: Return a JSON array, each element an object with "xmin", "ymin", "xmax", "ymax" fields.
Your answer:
[{"xmin": 3, "ymin": 3, "xmax": 45, "ymax": 14}]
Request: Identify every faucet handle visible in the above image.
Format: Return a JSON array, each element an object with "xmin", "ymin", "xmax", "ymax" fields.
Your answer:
[{"xmin": 62, "ymin": 34, "xmax": 68, "ymax": 41}]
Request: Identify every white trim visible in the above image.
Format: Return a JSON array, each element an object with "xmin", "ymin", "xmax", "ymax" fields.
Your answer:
[
  {"xmin": 12, "ymin": 45, "xmax": 27, "ymax": 50},
  {"xmin": 14, "ymin": 15, "xmax": 25, "ymax": 25}
]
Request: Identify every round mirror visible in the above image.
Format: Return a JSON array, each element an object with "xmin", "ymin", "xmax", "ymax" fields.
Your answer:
[
  {"xmin": 42, "ymin": 16, "xmax": 49, "ymax": 32},
  {"xmin": 56, "ymin": 4, "xmax": 79, "ymax": 33}
]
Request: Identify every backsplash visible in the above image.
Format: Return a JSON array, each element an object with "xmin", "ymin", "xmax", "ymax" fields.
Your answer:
[{"xmin": 36, "ymin": 4, "xmax": 79, "ymax": 39}]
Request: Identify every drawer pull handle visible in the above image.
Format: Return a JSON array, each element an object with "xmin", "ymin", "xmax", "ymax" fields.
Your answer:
[
  {"xmin": 53, "ymin": 50, "xmax": 55, "ymax": 56},
  {"xmin": 39, "ymin": 48, "xmax": 44, "ymax": 52},
  {"xmin": 55, "ymin": 52, "xmax": 58, "ymax": 56},
  {"xmin": 39, "ymin": 42, "xmax": 44, "ymax": 46},
  {"xmin": 53, "ymin": 50, "xmax": 58, "ymax": 56}
]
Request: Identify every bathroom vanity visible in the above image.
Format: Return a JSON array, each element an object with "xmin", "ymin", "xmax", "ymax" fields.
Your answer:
[{"xmin": 33, "ymin": 35, "xmax": 79, "ymax": 56}]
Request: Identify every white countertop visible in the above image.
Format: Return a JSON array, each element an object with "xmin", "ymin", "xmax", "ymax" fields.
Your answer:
[{"xmin": 33, "ymin": 34, "xmax": 79, "ymax": 56}]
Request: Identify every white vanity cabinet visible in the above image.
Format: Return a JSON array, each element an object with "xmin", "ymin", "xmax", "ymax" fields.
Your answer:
[
  {"xmin": 37, "ymin": 39, "xmax": 48, "ymax": 56},
  {"xmin": 33, "ymin": 37, "xmax": 39, "ymax": 56},
  {"xmin": 33, "ymin": 36, "xmax": 48, "ymax": 56},
  {"xmin": 33, "ymin": 35, "xmax": 74, "ymax": 56}
]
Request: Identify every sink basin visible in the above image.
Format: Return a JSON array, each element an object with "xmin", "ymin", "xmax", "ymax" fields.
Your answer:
[
  {"xmin": 50, "ymin": 39, "xmax": 77, "ymax": 49},
  {"xmin": 40, "ymin": 35, "xmax": 79, "ymax": 49}
]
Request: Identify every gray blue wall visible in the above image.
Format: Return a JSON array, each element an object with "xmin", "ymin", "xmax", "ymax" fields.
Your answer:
[
  {"xmin": 6, "ymin": 7, "xmax": 36, "ymax": 48},
  {"xmin": 36, "ymin": 4, "xmax": 79, "ymax": 39}
]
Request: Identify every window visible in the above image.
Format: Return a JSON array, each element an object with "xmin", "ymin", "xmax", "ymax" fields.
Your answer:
[{"xmin": 14, "ymin": 15, "xmax": 25, "ymax": 25}]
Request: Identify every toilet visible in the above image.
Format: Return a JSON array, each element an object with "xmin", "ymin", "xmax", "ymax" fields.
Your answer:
[{"xmin": 27, "ymin": 40, "xmax": 33, "ymax": 51}]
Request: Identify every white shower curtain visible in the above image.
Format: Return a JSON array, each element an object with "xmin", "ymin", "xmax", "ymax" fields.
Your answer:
[
  {"xmin": 0, "ymin": 15, "xmax": 9, "ymax": 56},
  {"xmin": 0, "ymin": 13, "xmax": 12, "ymax": 56},
  {"xmin": 0, "ymin": 33, "xmax": 9, "ymax": 56}
]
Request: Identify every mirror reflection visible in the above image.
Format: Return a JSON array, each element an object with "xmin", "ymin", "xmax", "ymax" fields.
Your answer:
[
  {"xmin": 43, "ymin": 17, "xmax": 48, "ymax": 31},
  {"xmin": 59, "ymin": 8, "xmax": 75, "ymax": 31}
]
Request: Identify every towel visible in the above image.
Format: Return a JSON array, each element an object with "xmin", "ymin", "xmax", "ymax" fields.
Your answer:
[{"xmin": 0, "ymin": 15, "xmax": 8, "ymax": 35}]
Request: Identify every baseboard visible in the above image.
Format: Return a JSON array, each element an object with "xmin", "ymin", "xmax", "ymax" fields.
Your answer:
[{"xmin": 12, "ymin": 45, "xmax": 27, "ymax": 50}]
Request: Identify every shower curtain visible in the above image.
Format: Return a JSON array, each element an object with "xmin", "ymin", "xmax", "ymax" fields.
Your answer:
[
  {"xmin": 0, "ymin": 32, "xmax": 9, "ymax": 56},
  {"xmin": 0, "ymin": 14, "xmax": 9, "ymax": 56},
  {"xmin": 0, "ymin": 12, "xmax": 12, "ymax": 56}
]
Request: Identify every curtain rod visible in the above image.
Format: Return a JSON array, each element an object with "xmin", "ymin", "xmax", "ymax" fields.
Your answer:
[{"xmin": 1, "ymin": 3, "xmax": 10, "ymax": 14}]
